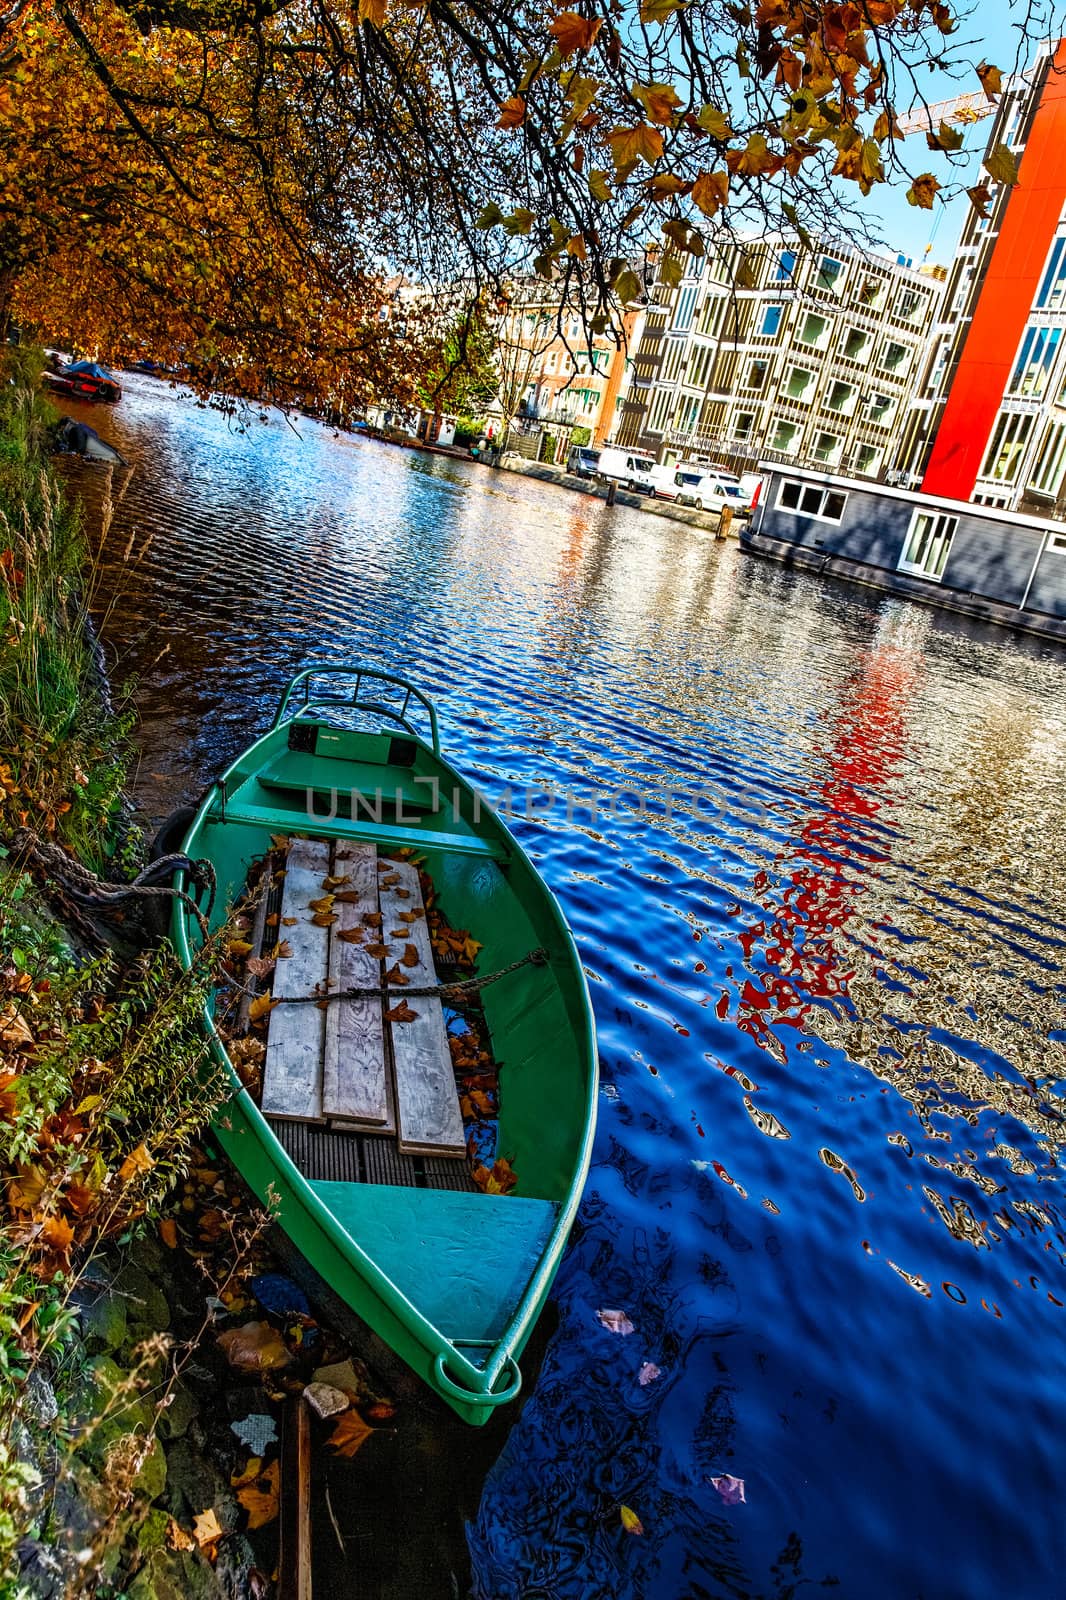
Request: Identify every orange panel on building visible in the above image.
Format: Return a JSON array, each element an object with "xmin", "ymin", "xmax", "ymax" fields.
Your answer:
[{"xmin": 921, "ymin": 41, "xmax": 1066, "ymax": 500}]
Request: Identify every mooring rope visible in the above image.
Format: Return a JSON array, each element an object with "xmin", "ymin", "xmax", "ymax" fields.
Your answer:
[
  {"xmin": 8, "ymin": 826, "xmax": 217, "ymax": 939},
  {"xmin": 270, "ymin": 946, "xmax": 550, "ymax": 1007}
]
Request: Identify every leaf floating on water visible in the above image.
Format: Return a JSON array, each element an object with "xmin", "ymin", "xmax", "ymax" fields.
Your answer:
[
  {"xmin": 638, "ymin": 1361, "xmax": 661, "ymax": 1386},
  {"xmin": 329, "ymin": 1408, "xmax": 373, "ymax": 1457},
  {"xmin": 217, "ymin": 1320, "xmax": 291, "ymax": 1374},
  {"xmin": 472, "ymin": 1157, "xmax": 518, "ymax": 1194},
  {"xmin": 710, "ymin": 1474, "xmax": 746, "ymax": 1505},
  {"xmin": 619, "ymin": 1504, "xmax": 644, "ymax": 1536},
  {"xmin": 159, "ymin": 1217, "xmax": 179, "ymax": 1249},
  {"xmin": 385, "ymin": 1001, "xmax": 418, "ymax": 1023},
  {"xmin": 597, "ymin": 1308, "xmax": 635, "ymax": 1336}
]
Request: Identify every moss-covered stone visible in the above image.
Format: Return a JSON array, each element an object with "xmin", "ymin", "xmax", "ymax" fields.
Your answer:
[
  {"xmin": 132, "ymin": 1434, "xmax": 167, "ymax": 1500},
  {"xmin": 156, "ymin": 1380, "xmax": 199, "ymax": 1442},
  {"xmin": 79, "ymin": 1288, "xmax": 128, "ymax": 1353},
  {"xmin": 128, "ymin": 1545, "xmax": 222, "ymax": 1600},
  {"xmin": 136, "ymin": 1505, "xmax": 171, "ymax": 1554},
  {"xmin": 114, "ymin": 1261, "xmax": 172, "ymax": 1338}
]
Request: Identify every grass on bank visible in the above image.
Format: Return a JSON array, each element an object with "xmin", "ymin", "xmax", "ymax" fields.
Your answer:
[{"xmin": 0, "ymin": 349, "xmax": 236, "ymax": 1591}]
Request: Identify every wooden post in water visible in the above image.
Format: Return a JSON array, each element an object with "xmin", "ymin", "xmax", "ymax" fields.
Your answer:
[
  {"xmin": 605, "ymin": 478, "xmax": 617, "ymax": 506},
  {"xmin": 717, "ymin": 505, "xmax": 733, "ymax": 542},
  {"xmin": 278, "ymin": 1396, "xmax": 312, "ymax": 1600}
]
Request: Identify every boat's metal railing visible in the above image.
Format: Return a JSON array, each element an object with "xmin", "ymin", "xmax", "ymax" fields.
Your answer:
[{"xmin": 271, "ymin": 664, "xmax": 441, "ymax": 755}]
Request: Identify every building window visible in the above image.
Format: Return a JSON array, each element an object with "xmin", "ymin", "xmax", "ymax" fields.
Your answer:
[
  {"xmin": 673, "ymin": 395, "xmax": 701, "ymax": 433},
  {"xmin": 661, "ymin": 342, "xmax": 686, "ymax": 383},
  {"xmin": 843, "ymin": 328, "xmax": 870, "ymax": 363},
  {"xmin": 784, "ymin": 366, "xmax": 814, "ymax": 400},
  {"xmin": 982, "ymin": 412, "xmax": 1035, "ymax": 482},
  {"xmin": 826, "ymin": 381, "xmax": 855, "ymax": 414},
  {"xmin": 817, "ymin": 256, "xmax": 843, "ymax": 292},
  {"xmin": 854, "ymin": 444, "xmax": 881, "ymax": 476},
  {"xmin": 733, "ymin": 411, "xmax": 755, "ymax": 440},
  {"xmin": 858, "ymin": 276, "xmax": 884, "ymax": 308},
  {"xmin": 673, "ymin": 286, "xmax": 698, "ymax": 331},
  {"xmin": 648, "ymin": 389, "xmax": 673, "ymax": 432},
  {"xmin": 813, "ymin": 432, "xmax": 841, "ymax": 464},
  {"xmin": 778, "ymin": 480, "xmax": 848, "ymax": 520},
  {"xmin": 759, "ymin": 304, "xmax": 785, "ymax": 337},
  {"xmin": 1029, "ymin": 421, "xmax": 1066, "ymax": 496},
  {"xmin": 880, "ymin": 342, "xmax": 909, "ymax": 374},
  {"xmin": 776, "ymin": 249, "xmax": 798, "ymax": 281},
  {"xmin": 1036, "ymin": 237, "xmax": 1066, "ymax": 310},
  {"xmin": 898, "ymin": 511, "xmax": 957, "ymax": 580},
  {"xmin": 866, "ymin": 392, "xmax": 895, "ymax": 426},
  {"xmin": 895, "ymin": 288, "xmax": 924, "ymax": 321},
  {"xmin": 699, "ymin": 296, "xmax": 724, "ymax": 336},
  {"xmin": 769, "ymin": 419, "xmax": 800, "ymax": 454},
  {"xmin": 798, "ymin": 312, "xmax": 829, "ymax": 348},
  {"xmin": 744, "ymin": 359, "xmax": 769, "ymax": 391},
  {"xmin": 1009, "ymin": 326, "xmax": 1063, "ymax": 397}
]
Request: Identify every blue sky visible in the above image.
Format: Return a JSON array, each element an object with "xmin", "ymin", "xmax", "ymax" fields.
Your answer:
[{"xmin": 867, "ymin": 3, "xmax": 1054, "ymax": 264}]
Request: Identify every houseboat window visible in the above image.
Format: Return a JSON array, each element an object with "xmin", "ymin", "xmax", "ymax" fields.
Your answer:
[
  {"xmin": 777, "ymin": 480, "xmax": 848, "ymax": 521},
  {"xmin": 898, "ymin": 512, "xmax": 958, "ymax": 581},
  {"xmin": 745, "ymin": 359, "xmax": 770, "ymax": 391},
  {"xmin": 1049, "ymin": 534, "xmax": 1066, "ymax": 552},
  {"xmin": 813, "ymin": 432, "xmax": 841, "ymax": 464},
  {"xmin": 855, "ymin": 444, "xmax": 881, "ymax": 476}
]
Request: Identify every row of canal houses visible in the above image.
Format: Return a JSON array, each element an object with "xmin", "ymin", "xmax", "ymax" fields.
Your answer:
[{"xmin": 505, "ymin": 37, "xmax": 1066, "ymax": 638}]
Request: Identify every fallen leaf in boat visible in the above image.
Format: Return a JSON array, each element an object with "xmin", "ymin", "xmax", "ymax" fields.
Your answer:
[
  {"xmin": 265, "ymin": 913, "xmax": 279, "ymax": 928},
  {"xmin": 380, "ymin": 872, "xmax": 400, "ymax": 887},
  {"xmin": 311, "ymin": 912, "xmax": 337, "ymax": 927},
  {"xmin": 192, "ymin": 1507, "xmax": 223, "ymax": 1553},
  {"xmin": 597, "ymin": 1308, "xmax": 635, "ymax": 1336},
  {"xmin": 270, "ymin": 835, "xmax": 290, "ymax": 850},
  {"xmin": 472, "ymin": 1158, "xmax": 518, "ymax": 1195},
  {"xmin": 39, "ymin": 1214, "xmax": 74, "ymax": 1255},
  {"xmin": 118, "ymin": 1143, "xmax": 154, "ymax": 1183},
  {"xmin": 231, "ymin": 1413, "xmax": 278, "ymax": 1453},
  {"xmin": 328, "ymin": 1409, "xmax": 373, "ymax": 1457},
  {"xmin": 217, "ymin": 1320, "xmax": 291, "ymax": 1374},
  {"xmin": 365, "ymin": 943, "xmax": 389, "ymax": 960},
  {"xmin": 334, "ymin": 890, "xmax": 362, "ymax": 904},
  {"xmin": 321, "ymin": 874, "xmax": 351, "ymax": 889},
  {"xmin": 248, "ymin": 992, "xmax": 278, "ymax": 1022},
  {"xmin": 638, "ymin": 1362, "xmax": 661, "ymax": 1386},
  {"xmin": 159, "ymin": 1217, "xmax": 179, "ymax": 1249},
  {"xmin": 385, "ymin": 1001, "xmax": 418, "ymax": 1023},
  {"xmin": 363, "ymin": 911, "xmax": 383, "ymax": 928},
  {"xmin": 245, "ymin": 956, "xmax": 276, "ymax": 980},
  {"xmin": 308, "ymin": 895, "xmax": 335, "ymax": 914},
  {"xmin": 710, "ymin": 1474, "xmax": 746, "ymax": 1505},
  {"xmin": 462, "ymin": 937, "xmax": 482, "ymax": 963},
  {"xmin": 619, "ymin": 1505, "xmax": 644, "ymax": 1536},
  {"xmin": 303, "ymin": 1381, "xmax": 350, "ymax": 1419},
  {"xmin": 398, "ymin": 909, "xmax": 423, "ymax": 922},
  {"xmin": 395, "ymin": 888, "xmax": 411, "ymax": 900},
  {"xmin": 274, "ymin": 941, "xmax": 293, "ymax": 959},
  {"xmin": 384, "ymin": 964, "xmax": 409, "ymax": 987},
  {"xmin": 233, "ymin": 1458, "xmax": 280, "ymax": 1529},
  {"xmin": 227, "ymin": 939, "xmax": 254, "ymax": 958},
  {"xmin": 282, "ymin": 916, "xmax": 298, "ymax": 926},
  {"xmin": 401, "ymin": 943, "xmax": 419, "ymax": 968},
  {"xmin": 337, "ymin": 927, "xmax": 365, "ymax": 945},
  {"xmin": 389, "ymin": 928, "xmax": 409, "ymax": 939}
]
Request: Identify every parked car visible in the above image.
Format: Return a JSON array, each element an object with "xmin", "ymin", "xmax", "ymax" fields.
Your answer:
[
  {"xmin": 43, "ymin": 359, "xmax": 122, "ymax": 404},
  {"xmin": 566, "ymin": 444, "xmax": 602, "ymax": 478},
  {"xmin": 596, "ymin": 446, "xmax": 657, "ymax": 494},
  {"xmin": 648, "ymin": 462, "xmax": 681, "ymax": 500}
]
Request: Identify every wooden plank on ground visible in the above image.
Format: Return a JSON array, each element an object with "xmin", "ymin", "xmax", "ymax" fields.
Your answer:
[
  {"xmin": 323, "ymin": 842, "xmax": 392, "ymax": 1130},
  {"xmin": 261, "ymin": 838, "xmax": 331, "ymax": 1122},
  {"xmin": 377, "ymin": 859, "xmax": 466, "ymax": 1158}
]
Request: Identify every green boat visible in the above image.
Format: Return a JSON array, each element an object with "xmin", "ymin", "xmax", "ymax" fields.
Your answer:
[{"xmin": 170, "ymin": 664, "xmax": 597, "ymax": 1424}]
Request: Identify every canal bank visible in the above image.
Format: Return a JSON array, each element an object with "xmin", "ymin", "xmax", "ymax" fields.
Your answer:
[{"xmin": 50, "ymin": 372, "xmax": 1066, "ymax": 1600}]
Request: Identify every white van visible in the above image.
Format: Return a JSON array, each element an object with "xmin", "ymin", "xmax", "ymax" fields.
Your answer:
[
  {"xmin": 673, "ymin": 467, "xmax": 751, "ymax": 511},
  {"xmin": 596, "ymin": 446, "xmax": 657, "ymax": 494}
]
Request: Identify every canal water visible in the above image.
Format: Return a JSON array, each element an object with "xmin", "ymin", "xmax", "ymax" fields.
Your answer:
[{"xmin": 71, "ymin": 377, "xmax": 1066, "ymax": 1599}]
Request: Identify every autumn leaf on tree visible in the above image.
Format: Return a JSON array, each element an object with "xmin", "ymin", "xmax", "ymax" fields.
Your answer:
[
  {"xmin": 358, "ymin": 0, "xmax": 388, "ymax": 27},
  {"xmin": 630, "ymin": 81, "xmax": 682, "ymax": 124},
  {"xmin": 606, "ymin": 123, "xmax": 665, "ymax": 170},
  {"xmin": 691, "ymin": 169, "xmax": 729, "ymax": 217},
  {"xmin": 498, "ymin": 95, "xmax": 527, "ymax": 129},
  {"xmin": 548, "ymin": 11, "xmax": 602, "ymax": 58},
  {"xmin": 906, "ymin": 172, "xmax": 941, "ymax": 209},
  {"xmin": 985, "ymin": 143, "xmax": 1020, "ymax": 186},
  {"xmin": 977, "ymin": 60, "xmax": 1003, "ymax": 100}
]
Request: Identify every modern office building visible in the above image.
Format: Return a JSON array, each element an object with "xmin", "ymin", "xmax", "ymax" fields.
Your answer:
[
  {"xmin": 902, "ymin": 39, "xmax": 1066, "ymax": 514},
  {"xmin": 611, "ymin": 235, "xmax": 944, "ymax": 482}
]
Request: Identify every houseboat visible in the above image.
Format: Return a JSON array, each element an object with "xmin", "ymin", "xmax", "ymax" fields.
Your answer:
[{"xmin": 742, "ymin": 465, "xmax": 1066, "ymax": 644}]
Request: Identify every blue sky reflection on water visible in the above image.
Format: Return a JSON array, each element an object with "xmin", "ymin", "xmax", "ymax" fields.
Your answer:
[{"xmin": 78, "ymin": 380, "xmax": 1066, "ymax": 1599}]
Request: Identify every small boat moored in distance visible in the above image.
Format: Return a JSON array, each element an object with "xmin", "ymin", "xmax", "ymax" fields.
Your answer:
[
  {"xmin": 44, "ymin": 358, "xmax": 122, "ymax": 404},
  {"xmin": 169, "ymin": 664, "xmax": 598, "ymax": 1424}
]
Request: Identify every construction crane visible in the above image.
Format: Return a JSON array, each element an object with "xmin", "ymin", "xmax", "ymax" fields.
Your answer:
[{"xmin": 893, "ymin": 92, "xmax": 998, "ymax": 137}]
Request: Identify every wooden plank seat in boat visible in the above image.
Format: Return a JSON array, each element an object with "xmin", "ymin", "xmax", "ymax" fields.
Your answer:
[
  {"xmin": 209, "ymin": 803, "xmax": 509, "ymax": 861},
  {"xmin": 259, "ymin": 838, "xmax": 466, "ymax": 1160}
]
